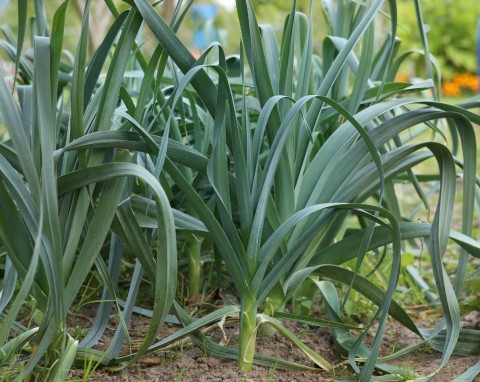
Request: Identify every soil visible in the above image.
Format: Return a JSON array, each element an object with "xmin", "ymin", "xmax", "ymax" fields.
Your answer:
[{"xmin": 67, "ymin": 308, "xmax": 480, "ymax": 382}]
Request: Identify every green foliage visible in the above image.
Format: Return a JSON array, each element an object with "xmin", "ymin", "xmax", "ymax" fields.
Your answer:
[
  {"xmin": 397, "ymin": 0, "xmax": 480, "ymax": 78},
  {"xmin": 0, "ymin": 0, "xmax": 479, "ymax": 381}
]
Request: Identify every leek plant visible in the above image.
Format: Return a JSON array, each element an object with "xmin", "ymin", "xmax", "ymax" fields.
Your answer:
[
  {"xmin": 0, "ymin": 1, "xmax": 179, "ymax": 379},
  {"xmin": 128, "ymin": 0, "xmax": 480, "ymax": 378},
  {"xmin": 0, "ymin": 0, "xmax": 479, "ymax": 381}
]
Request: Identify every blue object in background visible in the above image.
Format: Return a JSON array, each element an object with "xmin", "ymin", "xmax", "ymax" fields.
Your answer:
[
  {"xmin": 191, "ymin": 4, "xmax": 218, "ymax": 22},
  {"xmin": 191, "ymin": 4, "xmax": 219, "ymax": 50}
]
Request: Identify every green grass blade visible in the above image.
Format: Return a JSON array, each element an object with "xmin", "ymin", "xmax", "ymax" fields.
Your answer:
[
  {"xmin": 113, "ymin": 304, "xmax": 240, "ymax": 363},
  {"xmin": 420, "ymin": 328, "xmax": 480, "ymax": 356},
  {"xmin": 14, "ymin": 0, "xmax": 27, "ymax": 85},
  {"xmin": 305, "ymin": 0, "xmax": 384, "ymax": 126},
  {"xmin": 50, "ymin": 335, "xmax": 78, "ymax": 381},
  {"xmin": 413, "ymin": 0, "xmax": 438, "ymax": 100},
  {"xmin": 294, "ymin": 10, "xmax": 313, "ymax": 100},
  {"xmin": 116, "ymin": 198, "xmax": 156, "ymax": 282},
  {"xmin": 0, "ymin": 259, "xmax": 17, "ymax": 314},
  {"xmin": 163, "ymin": 158, "xmax": 250, "ymax": 298},
  {"xmin": 235, "ymin": 0, "xmax": 275, "ymax": 106},
  {"xmin": 279, "ymin": 2, "xmax": 296, "ymax": 98},
  {"xmin": 0, "ymin": 222, "xmax": 42, "ymax": 347},
  {"xmin": 259, "ymin": 25, "xmax": 280, "ymax": 94},
  {"xmin": 0, "ymin": 328, "xmax": 38, "ymax": 366},
  {"xmin": 49, "ymin": 0, "xmax": 68, "ymax": 106},
  {"xmin": 347, "ymin": 21, "xmax": 374, "ymax": 114},
  {"xmin": 84, "ymin": 11, "xmax": 129, "ymax": 105},
  {"xmin": 236, "ymin": 0, "xmax": 295, "ymax": 222},
  {"xmin": 129, "ymin": 195, "xmax": 208, "ymax": 233},
  {"xmin": 132, "ymin": 0, "xmax": 218, "ymax": 117},
  {"xmin": 425, "ymin": 144, "xmax": 459, "ymax": 368},
  {"xmin": 0, "ymin": 180, "xmax": 34, "ymax": 284},
  {"xmin": 92, "ymin": 10, "xmax": 142, "ymax": 134},
  {"xmin": 34, "ymin": 36, "xmax": 64, "ymax": 327},
  {"xmin": 0, "ymin": 73, "xmax": 40, "ymax": 203},
  {"xmin": 58, "ymin": 130, "xmax": 209, "ymax": 174},
  {"xmin": 273, "ymin": 311, "xmax": 362, "ymax": 331},
  {"xmin": 172, "ymin": 302, "xmax": 316, "ymax": 371},
  {"xmin": 71, "ymin": 0, "xmax": 92, "ymax": 168},
  {"xmin": 258, "ymin": 314, "xmax": 331, "ymax": 370},
  {"xmin": 313, "ymin": 222, "xmax": 480, "ymax": 266},
  {"xmin": 0, "ymin": 156, "xmax": 41, "ymax": 259},
  {"xmin": 105, "ymin": 259, "xmax": 140, "ymax": 358},
  {"xmin": 79, "ymin": 235, "xmax": 123, "ymax": 348},
  {"xmin": 451, "ymin": 120, "xmax": 477, "ymax": 295},
  {"xmin": 134, "ymin": 45, "xmax": 163, "ymax": 121},
  {"xmin": 62, "ymin": 174, "xmax": 127, "ymax": 308},
  {"xmin": 33, "ymin": 0, "xmax": 48, "ymax": 36},
  {"xmin": 313, "ymin": 265, "xmax": 419, "ymax": 335}
]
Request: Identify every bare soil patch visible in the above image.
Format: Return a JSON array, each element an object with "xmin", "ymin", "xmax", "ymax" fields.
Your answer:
[{"xmin": 67, "ymin": 308, "xmax": 480, "ymax": 382}]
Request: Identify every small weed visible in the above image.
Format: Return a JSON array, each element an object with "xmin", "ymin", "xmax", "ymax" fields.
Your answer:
[
  {"xmin": 394, "ymin": 361, "xmax": 418, "ymax": 380},
  {"xmin": 328, "ymin": 363, "xmax": 355, "ymax": 379},
  {"xmin": 297, "ymin": 324, "xmax": 311, "ymax": 339},
  {"xmin": 80, "ymin": 355, "xmax": 99, "ymax": 382},
  {"xmin": 265, "ymin": 363, "xmax": 277, "ymax": 382},
  {"xmin": 173, "ymin": 366, "xmax": 187, "ymax": 382}
]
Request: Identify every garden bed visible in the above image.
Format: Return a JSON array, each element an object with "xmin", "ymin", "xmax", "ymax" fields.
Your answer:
[{"xmin": 67, "ymin": 308, "xmax": 480, "ymax": 381}]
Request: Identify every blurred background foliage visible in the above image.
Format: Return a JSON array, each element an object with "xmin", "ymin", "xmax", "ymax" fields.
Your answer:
[
  {"xmin": 1, "ymin": 0, "xmax": 130, "ymax": 54},
  {"xmin": 1, "ymin": 0, "xmax": 478, "ymax": 83},
  {"xmin": 396, "ymin": 0, "xmax": 479, "ymax": 79}
]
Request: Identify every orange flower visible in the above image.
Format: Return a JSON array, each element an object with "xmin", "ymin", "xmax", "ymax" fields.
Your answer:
[
  {"xmin": 465, "ymin": 76, "xmax": 479, "ymax": 92},
  {"xmin": 443, "ymin": 72, "xmax": 479, "ymax": 95},
  {"xmin": 442, "ymin": 81, "xmax": 461, "ymax": 96},
  {"xmin": 395, "ymin": 74, "xmax": 410, "ymax": 82}
]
